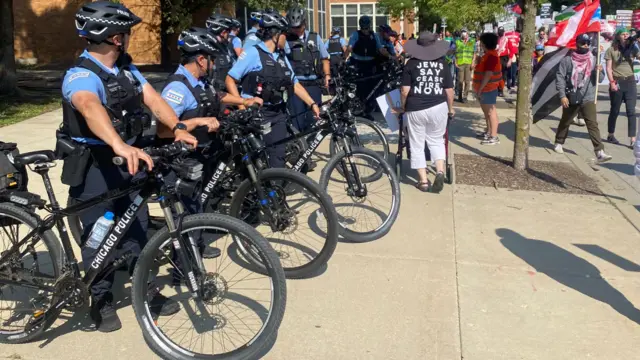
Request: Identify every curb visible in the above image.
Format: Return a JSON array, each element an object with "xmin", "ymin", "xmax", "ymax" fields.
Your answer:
[{"xmin": 534, "ymin": 121, "xmax": 640, "ymax": 233}]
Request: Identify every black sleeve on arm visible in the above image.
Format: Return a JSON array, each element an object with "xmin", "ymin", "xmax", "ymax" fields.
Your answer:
[{"xmin": 442, "ymin": 59, "xmax": 453, "ymax": 89}]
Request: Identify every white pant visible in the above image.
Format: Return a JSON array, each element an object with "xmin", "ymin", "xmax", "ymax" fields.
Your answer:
[{"xmin": 405, "ymin": 102, "xmax": 448, "ymax": 169}]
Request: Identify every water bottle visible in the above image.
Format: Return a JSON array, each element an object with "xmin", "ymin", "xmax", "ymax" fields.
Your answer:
[{"xmin": 85, "ymin": 212, "xmax": 115, "ymax": 249}]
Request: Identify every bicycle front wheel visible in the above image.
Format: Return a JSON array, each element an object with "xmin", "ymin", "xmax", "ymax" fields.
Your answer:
[
  {"xmin": 320, "ymin": 148, "xmax": 401, "ymax": 243},
  {"xmin": 228, "ymin": 168, "xmax": 339, "ymax": 279},
  {"xmin": 329, "ymin": 118, "xmax": 390, "ymax": 164},
  {"xmin": 131, "ymin": 213, "xmax": 286, "ymax": 360}
]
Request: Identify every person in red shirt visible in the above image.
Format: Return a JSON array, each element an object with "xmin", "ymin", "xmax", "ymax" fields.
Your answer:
[{"xmin": 496, "ymin": 26, "xmax": 517, "ymax": 96}]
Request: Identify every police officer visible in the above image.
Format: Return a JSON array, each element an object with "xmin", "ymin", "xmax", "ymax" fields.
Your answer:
[
  {"xmin": 326, "ymin": 27, "xmax": 347, "ymax": 80},
  {"xmin": 243, "ymin": 11, "xmax": 263, "ymax": 50},
  {"xmin": 344, "ymin": 15, "xmax": 392, "ymax": 119},
  {"xmin": 61, "ymin": 1, "xmax": 197, "ymax": 332},
  {"xmin": 284, "ymin": 5, "xmax": 330, "ymax": 133},
  {"xmin": 229, "ymin": 18, "xmax": 243, "ymax": 58},
  {"xmin": 225, "ymin": 10, "xmax": 320, "ymax": 168},
  {"xmin": 377, "ymin": 24, "xmax": 397, "ymax": 61},
  {"xmin": 205, "ymin": 14, "xmax": 237, "ymax": 91},
  {"xmin": 159, "ymin": 27, "xmax": 262, "ymax": 259}
]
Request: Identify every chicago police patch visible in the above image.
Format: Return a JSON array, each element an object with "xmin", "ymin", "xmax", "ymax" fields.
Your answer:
[{"xmin": 164, "ymin": 90, "xmax": 184, "ymax": 105}]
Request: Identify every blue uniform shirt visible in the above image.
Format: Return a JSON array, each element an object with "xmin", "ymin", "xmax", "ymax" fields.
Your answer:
[
  {"xmin": 243, "ymin": 27, "xmax": 262, "ymax": 50},
  {"xmin": 228, "ymin": 42, "xmax": 299, "ymax": 102},
  {"xmin": 161, "ymin": 65, "xmax": 204, "ymax": 118},
  {"xmin": 348, "ymin": 31, "xmax": 384, "ymax": 61},
  {"xmin": 380, "ymin": 37, "xmax": 396, "ymax": 56},
  {"xmin": 62, "ymin": 49, "xmax": 148, "ymax": 145},
  {"xmin": 230, "ymin": 34, "xmax": 242, "ymax": 50},
  {"xmin": 326, "ymin": 35, "xmax": 347, "ymax": 54},
  {"xmin": 283, "ymin": 30, "xmax": 329, "ymax": 81}
]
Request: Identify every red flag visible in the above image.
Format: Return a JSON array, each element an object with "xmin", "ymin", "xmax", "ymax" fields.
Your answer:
[{"xmin": 546, "ymin": 0, "xmax": 600, "ymax": 49}]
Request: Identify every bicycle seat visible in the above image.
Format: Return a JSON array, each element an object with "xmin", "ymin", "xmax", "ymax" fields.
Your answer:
[{"xmin": 13, "ymin": 150, "xmax": 56, "ymax": 167}]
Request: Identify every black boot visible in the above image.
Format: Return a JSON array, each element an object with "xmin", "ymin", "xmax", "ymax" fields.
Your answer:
[
  {"xmin": 148, "ymin": 285, "xmax": 181, "ymax": 317},
  {"xmin": 90, "ymin": 294, "xmax": 122, "ymax": 333}
]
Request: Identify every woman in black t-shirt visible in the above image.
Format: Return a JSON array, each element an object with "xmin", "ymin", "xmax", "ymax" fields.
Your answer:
[{"xmin": 396, "ymin": 31, "xmax": 454, "ymax": 193}]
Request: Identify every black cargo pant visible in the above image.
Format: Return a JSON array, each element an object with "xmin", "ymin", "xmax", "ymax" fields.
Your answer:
[
  {"xmin": 499, "ymin": 55, "xmax": 510, "ymax": 92},
  {"xmin": 351, "ymin": 58, "xmax": 378, "ymax": 119},
  {"xmin": 608, "ymin": 76, "xmax": 637, "ymax": 137},
  {"xmin": 262, "ymin": 106, "xmax": 288, "ymax": 168},
  {"xmin": 555, "ymin": 101, "xmax": 604, "ymax": 152},
  {"xmin": 288, "ymin": 82, "xmax": 322, "ymax": 133},
  {"xmin": 69, "ymin": 148, "xmax": 149, "ymax": 303}
]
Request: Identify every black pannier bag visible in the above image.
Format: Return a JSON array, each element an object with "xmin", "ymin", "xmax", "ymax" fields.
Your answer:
[{"xmin": 0, "ymin": 141, "xmax": 28, "ymax": 192}]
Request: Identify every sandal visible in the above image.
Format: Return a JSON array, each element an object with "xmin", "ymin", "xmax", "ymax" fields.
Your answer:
[{"xmin": 415, "ymin": 182, "xmax": 430, "ymax": 192}]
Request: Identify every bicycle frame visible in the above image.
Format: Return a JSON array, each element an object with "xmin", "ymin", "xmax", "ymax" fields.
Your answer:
[{"xmin": 0, "ymin": 162, "xmax": 202, "ymax": 333}]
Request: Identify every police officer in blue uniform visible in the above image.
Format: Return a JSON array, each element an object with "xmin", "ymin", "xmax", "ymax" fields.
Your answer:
[
  {"xmin": 225, "ymin": 10, "xmax": 320, "ymax": 168},
  {"xmin": 205, "ymin": 14, "xmax": 237, "ymax": 91},
  {"xmin": 61, "ymin": 1, "xmax": 197, "ymax": 332},
  {"xmin": 242, "ymin": 11, "xmax": 263, "ymax": 50},
  {"xmin": 344, "ymin": 16, "xmax": 393, "ymax": 119},
  {"xmin": 159, "ymin": 27, "xmax": 262, "ymax": 259},
  {"xmin": 229, "ymin": 18, "xmax": 243, "ymax": 58},
  {"xmin": 284, "ymin": 5, "xmax": 330, "ymax": 133},
  {"xmin": 377, "ymin": 24, "xmax": 397, "ymax": 61},
  {"xmin": 326, "ymin": 26, "xmax": 347, "ymax": 78}
]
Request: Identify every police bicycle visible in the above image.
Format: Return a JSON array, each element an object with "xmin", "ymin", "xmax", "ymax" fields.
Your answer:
[
  {"xmin": 264, "ymin": 83, "xmax": 401, "ymax": 243},
  {"xmin": 0, "ymin": 141, "xmax": 286, "ymax": 360},
  {"xmin": 191, "ymin": 106, "xmax": 340, "ymax": 279}
]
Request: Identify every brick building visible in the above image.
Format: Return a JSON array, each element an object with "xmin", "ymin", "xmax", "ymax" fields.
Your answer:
[{"xmin": 13, "ymin": 0, "xmax": 418, "ymax": 67}]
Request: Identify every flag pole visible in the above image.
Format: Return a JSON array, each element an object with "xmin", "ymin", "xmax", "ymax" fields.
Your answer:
[{"xmin": 594, "ymin": 31, "xmax": 601, "ymax": 104}]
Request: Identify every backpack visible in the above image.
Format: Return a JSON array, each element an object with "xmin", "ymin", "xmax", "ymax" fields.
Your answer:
[{"xmin": 0, "ymin": 142, "xmax": 28, "ymax": 192}]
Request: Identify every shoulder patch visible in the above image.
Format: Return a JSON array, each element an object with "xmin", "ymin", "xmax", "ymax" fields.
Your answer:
[
  {"xmin": 67, "ymin": 71, "xmax": 91, "ymax": 83},
  {"xmin": 239, "ymin": 51, "xmax": 248, "ymax": 60},
  {"xmin": 164, "ymin": 89, "xmax": 184, "ymax": 105}
]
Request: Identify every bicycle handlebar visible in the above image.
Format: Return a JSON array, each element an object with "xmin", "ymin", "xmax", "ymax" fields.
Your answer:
[{"xmin": 112, "ymin": 141, "xmax": 193, "ymax": 167}]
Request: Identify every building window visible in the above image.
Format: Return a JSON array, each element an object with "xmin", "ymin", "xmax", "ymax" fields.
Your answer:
[
  {"xmin": 307, "ymin": 0, "xmax": 315, "ymax": 32},
  {"xmin": 318, "ymin": 0, "xmax": 327, "ymax": 38},
  {"xmin": 330, "ymin": 3, "xmax": 390, "ymax": 39}
]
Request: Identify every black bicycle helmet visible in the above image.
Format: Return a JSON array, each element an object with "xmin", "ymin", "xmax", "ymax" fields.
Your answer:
[
  {"xmin": 359, "ymin": 15, "xmax": 371, "ymax": 29},
  {"xmin": 178, "ymin": 27, "xmax": 226, "ymax": 58},
  {"xmin": 230, "ymin": 18, "xmax": 242, "ymax": 29},
  {"xmin": 75, "ymin": 1, "xmax": 142, "ymax": 43},
  {"xmin": 332, "ymin": 26, "xmax": 341, "ymax": 34},
  {"xmin": 378, "ymin": 24, "xmax": 392, "ymax": 33},
  {"xmin": 260, "ymin": 11, "xmax": 288, "ymax": 31},
  {"xmin": 206, "ymin": 14, "xmax": 233, "ymax": 34},
  {"xmin": 286, "ymin": 6, "xmax": 306, "ymax": 28}
]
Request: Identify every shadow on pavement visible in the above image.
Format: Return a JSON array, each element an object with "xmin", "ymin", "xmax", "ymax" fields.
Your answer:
[
  {"xmin": 600, "ymin": 162, "xmax": 636, "ymax": 176},
  {"xmin": 574, "ymin": 244, "xmax": 640, "ymax": 272},
  {"xmin": 498, "ymin": 228, "xmax": 640, "ymax": 325}
]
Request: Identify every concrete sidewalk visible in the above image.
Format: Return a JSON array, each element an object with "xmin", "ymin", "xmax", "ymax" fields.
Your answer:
[{"xmin": 1, "ymin": 103, "xmax": 640, "ymax": 359}]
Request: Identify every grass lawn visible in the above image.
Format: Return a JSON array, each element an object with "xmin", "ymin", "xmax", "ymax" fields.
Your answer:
[{"xmin": 0, "ymin": 95, "xmax": 61, "ymax": 127}]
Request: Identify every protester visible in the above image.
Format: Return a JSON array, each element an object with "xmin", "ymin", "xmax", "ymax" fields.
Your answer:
[
  {"xmin": 536, "ymin": 27, "xmax": 548, "ymax": 47},
  {"xmin": 454, "ymin": 29, "xmax": 475, "ymax": 103},
  {"xmin": 554, "ymin": 34, "xmax": 612, "ymax": 162},
  {"xmin": 496, "ymin": 26, "xmax": 516, "ymax": 97},
  {"xmin": 605, "ymin": 27, "xmax": 640, "ymax": 147},
  {"xmin": 395, "ymin": 31, "xmax": 454, "ymax": 193},
  {"xmin": 532, "ymin": 44, "xmax": 545, "ymax": 73},
  {"xmin": 473, "ymin": 32, "xmax": 502, "ymax": 145},
  {"xmin": 390, "ymin": 31, "xmax": 404, "ymax": 57}
]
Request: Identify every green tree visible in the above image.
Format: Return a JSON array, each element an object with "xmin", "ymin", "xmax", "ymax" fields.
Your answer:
[{"xmin": 0, "ymin": 0, "xmax": 17, "ymax": 96}]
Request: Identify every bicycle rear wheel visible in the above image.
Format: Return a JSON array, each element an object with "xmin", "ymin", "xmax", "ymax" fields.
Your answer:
[
  {"xmin": 0, "ymin": 203, "xmax": 63, "ymax": 344},
  {"xmin": 228, "ymin": 168, "xmax": 339, "ymax": 279},
  {"xmin": 132, "ymin": 213, "xmax": 286, "ymax": 360},
  {"xmin": 320, "ymin": 148, "xmax": 401, "ymax": 243}
]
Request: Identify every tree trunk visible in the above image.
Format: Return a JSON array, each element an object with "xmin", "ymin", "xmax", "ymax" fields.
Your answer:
[
  {"xmin": 512, "ymin": 0, "xmax": 537, "ymax": 171},
  {"xmin": 0, "ymin": 0, "xmax": 17, "ymax": 96}
]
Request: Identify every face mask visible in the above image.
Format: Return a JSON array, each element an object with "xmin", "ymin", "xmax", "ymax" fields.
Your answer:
[{"xmin": 576, "ymin": 47, "xmax": 590, "ymax": 55}]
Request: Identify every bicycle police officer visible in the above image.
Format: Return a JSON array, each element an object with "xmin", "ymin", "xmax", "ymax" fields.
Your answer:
[
  {"xmin": 159, "ymin": 27, "xmax": 263, "ymax": 259},
  {"xmin": 243, "ymin": 11, "xmax": 263, "ymax": 50},
  {"xmin": 205, "ymin": 14, "xmax": 237, "ymax": 91},
  {"xmin": 225, "ymin": 10, "xmax": 320, "ymax": 168},
  {"xmin": 284, "ymin": 5, "xmax": 330, "ymax": 133},
  {"xmin": 61, "ymin": 1, "xmax": 196, "ymax": 332},
  {"xmin": 228, "ymin": 18, "xmax": 244, "ymax": 58},
  {"xmin": 326, "ymin": 26, "xmax": 347, "ymax": 78},
  {"xmin": 344, "ymin": 15, "xmax": 392, "ymax": 119}
]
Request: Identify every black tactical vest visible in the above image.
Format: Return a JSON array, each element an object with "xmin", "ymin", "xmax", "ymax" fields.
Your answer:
[
  {"xmin": 352, "ymin": 30, "xmax": 377, "ymax": 58},
  {"xmin": 327, "ymin": 37, "xmax": 345, "ymax": 69},
  {"xmin": 285, "ymin": 32, "xmax": 324, "ymax": 78},
  {"xmin": 241, "ymin": 47, "xmax": 294, "ymax": 106},
  {"xmin": 165, "ymin": 73, "xmax": 221, "ymax": 145},
  {"xmin": 213, "ymin": 47, "xmax": 235, "ymax": 92},
  {"xmin": 61, "ymin": 56, "xmax": 149, "ymax": 142}
]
